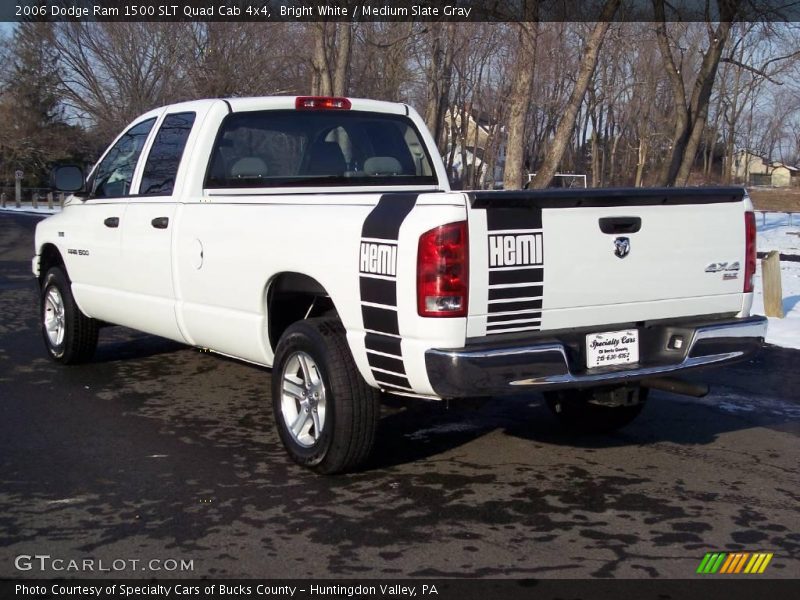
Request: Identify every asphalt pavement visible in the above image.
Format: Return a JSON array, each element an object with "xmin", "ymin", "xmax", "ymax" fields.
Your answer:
[{"xmin": 1, "ymin": 211, "xmax": 798, "ymax": 579}]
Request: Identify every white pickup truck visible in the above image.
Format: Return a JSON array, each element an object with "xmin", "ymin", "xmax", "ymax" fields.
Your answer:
[{"xmin": 36, "ymin": 96, "xmax": 766, "ymax": 473}]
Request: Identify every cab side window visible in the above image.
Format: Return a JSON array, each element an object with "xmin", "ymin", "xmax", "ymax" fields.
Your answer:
[
  {"xmin": 91, "ymin": 118, "xmax": 156, "ymax": 198},
  {"xmin": 139, "ymin": 112, "xmax": 196, "ymax": 196}
]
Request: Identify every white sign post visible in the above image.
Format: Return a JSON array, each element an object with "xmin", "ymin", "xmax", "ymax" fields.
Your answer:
[{"xmin": 14, "ymin": 170, "xmax": 22, "ymax": 208}]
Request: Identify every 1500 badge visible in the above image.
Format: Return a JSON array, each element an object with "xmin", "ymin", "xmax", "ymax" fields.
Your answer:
[{"xmin": 67, "ymin": 248, "xmax": 89, "ymax": 256}]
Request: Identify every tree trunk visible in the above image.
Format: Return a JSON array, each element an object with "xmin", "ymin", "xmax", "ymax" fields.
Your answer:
[
  {"xmin": 674, "ymin": 21, "xmax": 733, "ymax": 185},
  {"xmin": 311, "ymin": 23, "xmax": 351, "ymax": 97},
  {"xmin": 529, "ymin": 0, "xmax": 621, "ymax": 189},
  {"xmin": 332, "ymin": 23, "xmax": 351, "ymax": 97},
  {"xmin": 591, "ymin": 130, "xmax": 600, "ymax": 187},
  {"xmin": 502, "ymin": 15, "xmax": 538, "ymax": 190},
  {"xmin": 311, "ymin": 24, "xmax": 332, "ymax": 95},
  {"xmin": 654, "ymin": 0, "xmax": 735, "ymax": 186},
  {"xmin": 635, "ymin": 137, "xmax": 648, "ymax": 187},
  {"xmin": 609, "ymin": 131, "xmax": 620, "ymax": 185},
  {"xmin": 423, "ymin": 24, "xmax": 456, "ymax": 154}
]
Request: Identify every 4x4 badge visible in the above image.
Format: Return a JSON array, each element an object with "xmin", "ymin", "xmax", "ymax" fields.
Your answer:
[{"xmin": 614, "ymin": 237, "xmax": 630, "ymax": 259}]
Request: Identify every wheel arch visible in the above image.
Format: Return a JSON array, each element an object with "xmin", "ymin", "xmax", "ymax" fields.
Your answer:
[
  {"xmin": 38, "ymin": 243, "xmax": 66, "ymax": 286},
  {"xmin": 265, "ymin": 272, "xmax": 340, "ymax": 353}
]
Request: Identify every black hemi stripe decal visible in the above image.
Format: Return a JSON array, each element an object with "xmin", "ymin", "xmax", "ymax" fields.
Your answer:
[
  {"xmin": 362, "ymin": 305, "xmax": 399, "ymax": 336},
  {"xmin": 359, "ymin": 193, "xmax": 418, "ymax": 389},
  {"xmin": 486, "ymin": 207, "xmax": 543, "ymax": 231},
  {"xmin": 485, "ymin": 207, "xmax": 544, "ymax": 334},
  {"xmin": 487, "ymin": 321, "xmax": 541, "ymax": 332},
  {"xmin": 367, "ymin": 352, "xmax": 406, "ymax": 374},
  {"xmin": 373, "ymin": 373, "xmax": 412, "ymax": 390},
  {"xmin": 488, "ymin": 284, "xmax": 543, "ymax": 301},
  {"xmin": 489, "ymin": 267, "xmax": 543, "ymax": 286},
  {"xmin": 360, "ymin": 277, "xmax": 397, "ymax": 306},
  {"xmin": 363, "ymin": 333, "xmax": 402, "ymax": 357},
  {"xmin": 484, "ymin": 310, "xmax": 542, "ymax": 323}
]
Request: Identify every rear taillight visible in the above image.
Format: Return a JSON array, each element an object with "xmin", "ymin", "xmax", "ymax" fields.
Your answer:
[
  {"xmin": 295, "ymin": 96, "xmax": 351, "ymax": 110},
  {"xmin": 744, "ymin": 211, "xmax": 756, "ymax": 293},
  {"xmin": 417, "ymin": 221, "xmax": 469, "ymax": 318}
]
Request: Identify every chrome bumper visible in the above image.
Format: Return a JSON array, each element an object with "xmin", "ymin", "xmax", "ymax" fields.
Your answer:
[{"xmin": 425, "ymin": 316, "xmax": 767, "ymax": 398}]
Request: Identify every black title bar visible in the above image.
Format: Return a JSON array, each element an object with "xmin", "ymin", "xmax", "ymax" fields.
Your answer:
[{"xmin": 4, "ymin": 0, "xmax": 800, "ymax": 22}]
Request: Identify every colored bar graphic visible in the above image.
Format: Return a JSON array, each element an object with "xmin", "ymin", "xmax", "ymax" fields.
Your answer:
[
  {"xmin": 758, "ymin": 553, "xmax": 773, "ymax": 573},
  {"xmin": 745, "ymin": 554, "xmax": 761, "ymax": 573},
  {"xmin": 734, "ymin": 553, "xmax": 750, "ymax": 573},
  {"xmin": 712, "ymin": 553, "xmax": 727, "ymax": 573},
  {"xmin": 721, "ymin": 553, "xmax": 740, "ymax": 573},
  {"xmin": 696, "ymin": 553, "xmax": 713, "ymax": 574},
  {"xmin": 719, "ymin": 554, "xmax": 736, "ymax": 573},
  {"xmin": 697, "ymin": 552, "xmax": 774, "ymax": 574}
]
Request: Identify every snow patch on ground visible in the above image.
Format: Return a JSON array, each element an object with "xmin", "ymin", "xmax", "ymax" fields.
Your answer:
[
  {"xmin": 679, "ymin": 386, "xmax": 800, "ymax": 420},
  {"xmin": 752, "ymin": 212, "xmax": 800, "ymax": 350},
  {"xmin": 404, "ymin": 421, "xmax": 484, "ymax": 440},
  {"xmin": 0, "ymin": 204, "xmax": 61, "ymax": 215}
]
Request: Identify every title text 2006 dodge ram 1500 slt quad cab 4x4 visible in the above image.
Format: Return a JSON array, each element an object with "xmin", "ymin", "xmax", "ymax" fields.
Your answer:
[{"xmin": 36, "ymin": 96, "xmax": 766, "ymax": 473}]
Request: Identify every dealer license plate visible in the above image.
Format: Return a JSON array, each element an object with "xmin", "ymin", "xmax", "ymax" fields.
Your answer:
[{"xmin": 586, "ymin": 329, "xmax": 639, "ymax": 369}]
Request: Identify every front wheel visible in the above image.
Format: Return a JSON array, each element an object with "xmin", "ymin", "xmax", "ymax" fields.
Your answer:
[
  {"xmin": 40, "ymin": 267, "xmax": 99, "ymax": 364},
  {"xmin": 271, "ymin": 318, "xmax": 379, "ymax": 474},
  {"xmin": 544, "ymin": 385, "xmax": 648, "ymax": 433}
]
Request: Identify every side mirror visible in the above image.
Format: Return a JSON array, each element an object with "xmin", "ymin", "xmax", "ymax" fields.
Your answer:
[{"xmin": 51, "ymin": 165, "xmax": 86, "ymax": 193}]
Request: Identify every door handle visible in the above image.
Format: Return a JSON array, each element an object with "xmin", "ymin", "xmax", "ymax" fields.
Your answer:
[
  {"xmin": 103, "ymin": 217, "xmax": 119, "ymax": 228},
  {"xmin": 151, "ymin": 217, "xmax": 169, "ymax": 229},
  {"xmin": 599, "ymin": 217, "xmax": 641, "ymax": 234}
]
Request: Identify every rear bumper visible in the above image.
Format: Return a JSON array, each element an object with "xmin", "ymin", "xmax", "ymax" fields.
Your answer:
[{"xmin": 425, "ymin": 315, "xmax": 767, "ymax": 398}]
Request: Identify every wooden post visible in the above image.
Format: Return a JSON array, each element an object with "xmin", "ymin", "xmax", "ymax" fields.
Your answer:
[
  {"xmin": 32, "ymin": 191, "xmax": 38, "ymax": 209},
  {"xmin": 1, "ymin": 192, "xmax": 6, "ymax": 208},
  {"xmin": 59, "ymin": 192, "xmax": 65, "ymax": 208},
  {"xmin": 762, "ymin": 251, "xmax": 784, "ymax": 318},
  {"xmin": 15, "ymin": 180, "xmax": 21, "ymax": 208},
  {"xmin": 47, "ymin": 192, "xmax": 54, "ymax": 210}
]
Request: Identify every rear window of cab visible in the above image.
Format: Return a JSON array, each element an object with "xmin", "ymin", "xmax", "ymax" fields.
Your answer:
[{"xmin": 205, "ymin": 110, "xmax": 437, "ymax": 189}]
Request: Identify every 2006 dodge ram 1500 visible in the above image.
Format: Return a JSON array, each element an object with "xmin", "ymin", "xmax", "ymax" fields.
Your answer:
[{"xmin": 36, "ymin": 96, "xmax": 767, "ymax": 473}]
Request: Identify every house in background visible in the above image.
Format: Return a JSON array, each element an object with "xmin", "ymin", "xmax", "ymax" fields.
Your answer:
[
  {"xmin": 769, "ymin": 162, "xmax": 799, "ymax": 187},
  {"xmin": 732, "ymin": 149, "xmax": 799, "ymax": 187},
  {"xmin": 444, "ymin": 107, "xmax": 505, "ymax": 188}
]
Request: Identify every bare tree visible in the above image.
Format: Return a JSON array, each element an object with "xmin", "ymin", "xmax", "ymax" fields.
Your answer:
[
  {"xmin": 0, "ymin": 22, "xmax": 89, "ymax": 185},
  {"xmin": 186, "ymin": 23, "xmax": 304, "ymax": 98},
  {"xmin": 653, "ymin": 0, "xmax": 738, "ymax": 186},
  {"xmin": 310, "ymin": 22, "xmax": 352, "ymax": 96},
  {"xmin": 351, "ymin": 22, "xmax": 419, "ymax": 102},
  {"xmin": 422, "ymin": 23, "xmax": 457, "ymax": 153},
  {"xmin": 53, "ymin": 23, "xmax": 192, "ymax": 138},
  {"xmin": 529, "ymin": 0, "xmax": 621, "ymax": 189},
  {"xmin": 502, "ymin": 0, "xmax": 538, "ymax": 190}
]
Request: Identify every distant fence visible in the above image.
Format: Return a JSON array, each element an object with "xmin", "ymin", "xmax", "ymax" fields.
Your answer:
[
  {"xmin": 754, "ymin": 210, "xmax": 796, "ymax": 227},
  {"xmin": 0, "ymin": 187, "xmax": 65, "ymax": 210},
  {"xmin": 754, "ymin": 211, "xmax": 799, "ymax": 264}
]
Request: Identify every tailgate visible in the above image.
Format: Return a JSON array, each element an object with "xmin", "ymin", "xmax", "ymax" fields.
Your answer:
[{"xmin": 465, "ymin": 188, "xmax": 748, "ymax": 338}]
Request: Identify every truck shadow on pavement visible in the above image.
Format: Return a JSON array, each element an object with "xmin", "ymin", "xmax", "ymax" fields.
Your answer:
[
  {"xmin": 1, "ymin": 315, "xmax": 798, "ymax": 578},
  {"xmin": 368, "ymin": 383, "xmax": 799, "ymax": 471}
]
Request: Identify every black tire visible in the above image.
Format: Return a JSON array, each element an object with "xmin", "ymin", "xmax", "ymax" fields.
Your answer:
[
  {"xmin": 271, "ymin": 318, "xmax": 380, "ymax": 474},
  {"xmin": 544, "ymin": 385, "xmax": 648, "ymax": 433},
  {"xmin": 40, "ymin": 267, "xmax": 99, "ymax": 364}
]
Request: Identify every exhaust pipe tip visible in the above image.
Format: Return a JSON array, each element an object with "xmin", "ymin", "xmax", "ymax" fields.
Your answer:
[{"xmin": 642, "ymin": 377, "xmax": 710, "ymax": 398}]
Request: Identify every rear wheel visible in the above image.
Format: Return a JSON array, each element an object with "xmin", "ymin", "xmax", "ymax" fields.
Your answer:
[
  {"xmin": 271, "ymin": 318, "xmax": 379, "ymax": 474},
  {"xmin": 545, "ymin": 385, "xmax": 648, "ymax": 433},
  {"xmin": 40, "ymin": 267, "xmax": 98, "ymax": 364}
]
